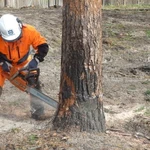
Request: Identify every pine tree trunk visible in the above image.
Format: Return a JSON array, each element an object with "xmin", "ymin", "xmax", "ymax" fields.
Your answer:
[{"xmin": 53, "ymin": 0, "xmax": 105, "ymax": 132}]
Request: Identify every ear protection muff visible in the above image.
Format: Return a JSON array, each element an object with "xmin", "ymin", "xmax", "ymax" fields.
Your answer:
[{"xmin": 16, "ymin": 18, "xmax": 23, "ymax": 29}]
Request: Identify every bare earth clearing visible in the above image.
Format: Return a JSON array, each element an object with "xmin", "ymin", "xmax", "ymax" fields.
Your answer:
[{"xmin": 0, "ymin": 7, "xmax": 150, "ymax": 150}]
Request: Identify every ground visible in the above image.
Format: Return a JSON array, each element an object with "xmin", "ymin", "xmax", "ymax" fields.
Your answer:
[{"xmin": 0, "ymin": 7, "xmax": 150, "ymax": 150}]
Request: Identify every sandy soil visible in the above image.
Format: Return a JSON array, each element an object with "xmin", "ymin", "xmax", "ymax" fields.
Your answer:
[{"xmin": 0, "ymin": 7, "xmax": 150, "ymax": 150}]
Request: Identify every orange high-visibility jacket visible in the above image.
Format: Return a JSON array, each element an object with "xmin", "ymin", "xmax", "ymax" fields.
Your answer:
[{"xmin": 0, "ymin": 24, "xmax": 47, "ymax": 87}]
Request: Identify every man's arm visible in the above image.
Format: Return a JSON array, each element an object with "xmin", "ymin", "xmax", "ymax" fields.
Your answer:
[{"xmin": 34, "ymin": 43, "xmax": 49, "ymax": 62}]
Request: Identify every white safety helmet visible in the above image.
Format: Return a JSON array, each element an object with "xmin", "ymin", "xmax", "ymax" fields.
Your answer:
[{"xmin": 0, "ymin": 14, "xmax": 22, "ymax": 41}]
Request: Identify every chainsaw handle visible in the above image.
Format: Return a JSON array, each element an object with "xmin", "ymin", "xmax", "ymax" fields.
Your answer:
[
  {"xmin": 25, "ymin": 68, "xmax": 40, "ymax": 80},
  {"xmin": 24, "ymin": 68, "xmax": 40, "ymax": 87},
  {"xmin": 10, "ymin": 67, "xmax": 40, "ymax": 80}
]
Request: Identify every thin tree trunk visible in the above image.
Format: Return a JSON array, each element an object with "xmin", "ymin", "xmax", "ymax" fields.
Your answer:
[
  {"xmin": 4, "ymin": 0, "xmax": 7, "ymax": 7},
  {"xmin": 53, "ymin": 0, "xmax": 105, "ymax": 132}
]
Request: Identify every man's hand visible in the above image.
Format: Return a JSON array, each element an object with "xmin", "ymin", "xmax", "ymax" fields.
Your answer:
[
  {"xmin": 28, "ymin": 58, "xmax": 39, "ymax": 69},
  {"xmin": 1, "ymin": 61, "xmax": 12, "ymax": 72}
]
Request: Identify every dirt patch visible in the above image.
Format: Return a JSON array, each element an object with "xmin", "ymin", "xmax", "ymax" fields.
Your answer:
[{"xmin": 0, "ymin": 7, "xmax": 150, "ymax": 149}]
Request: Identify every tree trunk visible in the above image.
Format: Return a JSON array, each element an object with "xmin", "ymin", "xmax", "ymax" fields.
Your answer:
[
  {"xmin": 105, "ymin": 0, "xmax": 111, "ymax": 5},
  {"xmin": 53, "ymin": 0, "xmax": 105, "ymax": 132},
  {"xmin": 4, "ymin": 0, "xmax": 7, "ymax": 7}
]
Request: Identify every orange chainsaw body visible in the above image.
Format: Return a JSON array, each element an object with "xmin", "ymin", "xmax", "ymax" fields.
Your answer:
[
  {"xmin": 2, "ymin": 67, "xmax": 39, "ymax": 92},
  {"xmin": 9, "ymin": 75, "xmax": 27, "ymax": 91}
]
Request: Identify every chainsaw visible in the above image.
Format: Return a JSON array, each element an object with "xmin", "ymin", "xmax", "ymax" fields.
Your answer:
[{"xmin": 2, "ymin": 67, "xmax": 58, "ymax": 109}]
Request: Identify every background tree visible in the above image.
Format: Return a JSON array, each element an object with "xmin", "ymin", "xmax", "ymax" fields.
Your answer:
[
  {"xmin": 4, "ymin": 0, "xmax": 7, "ymax": 7},
  {"xmin": 102, "ymin": 0, "xmax": 111, "ymax": 5},
  {"xmin": 53, "ymin": 0, "xmax": 105, "ymax": 132}
]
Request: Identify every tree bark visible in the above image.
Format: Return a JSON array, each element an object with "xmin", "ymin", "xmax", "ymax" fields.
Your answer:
[{"xmin": 53, "ymin": 0, "xmax": 105, "ymax": 132}]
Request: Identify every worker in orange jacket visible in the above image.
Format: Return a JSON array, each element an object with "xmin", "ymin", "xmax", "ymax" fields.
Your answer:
[{"xmin": 0, "ymin": 14, "xmax": 49, "ymax": 120}]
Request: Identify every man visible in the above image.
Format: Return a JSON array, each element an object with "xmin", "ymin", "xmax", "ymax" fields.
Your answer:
[{"xmin": 0, "ymin": 14, "xmax": 49, "ymax": 120}]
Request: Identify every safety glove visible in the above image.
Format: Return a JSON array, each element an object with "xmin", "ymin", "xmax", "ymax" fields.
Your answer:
[
  {"xmin": 0, "ymin": 61, "xmax": 12, "ymax": 72},
  {"xmin": 28, "ymin": 58, "xmax": 39, "ymax": 69}
]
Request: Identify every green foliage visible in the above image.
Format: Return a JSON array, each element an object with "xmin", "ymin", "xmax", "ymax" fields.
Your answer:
[
  {"xmin": 28, "ymin": 134, "xmax": 38, "ymax": 144},
  {"xmin": 128, "ymin": 84, "xmax": 136, "ymax": 91},
  {"xmin": 103, "ymin": 4, "xmax": 150, "ymax": 10},
  {"xmin": 141, "ymin": 80, "xmax": 150, "ymax": 85},
  {"xmin": 144, "ymin": 90, "xmax": 150, "ymax": 102},
  {"xmin": 144, "ymin": 108, "xmax": 150, "ymax": 116},
  {"xmin": 134, "ymin": 106, "xmax": 150, "ymax": 116},
  {"xmin": 11, "ymin": 128, "xmax": 20, "ymax": 133},
  {"xmin": 122, "ymin": 32, "xmax": 134, "ymax": 41},
  {"xmin": 134, "ymin": 106, "xmax": 145, "ymax": 112},
  {"xmin": 145, "ymin": 30, "xmax": 150, "ymax": 38},
  {"xmin": 8, "ymin": 101, "xmax": 21, "ymax": 106},
  {"xmin": 145, "ymin": 96, "xmax": 150, "ymax": 102},
  {"xmin": 117, "ymin": 23, "xmax": 126, "ymax": 29},
  {"xmin": 144, "ymin": 90, "xmax": 150, "ymax": 96}
]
